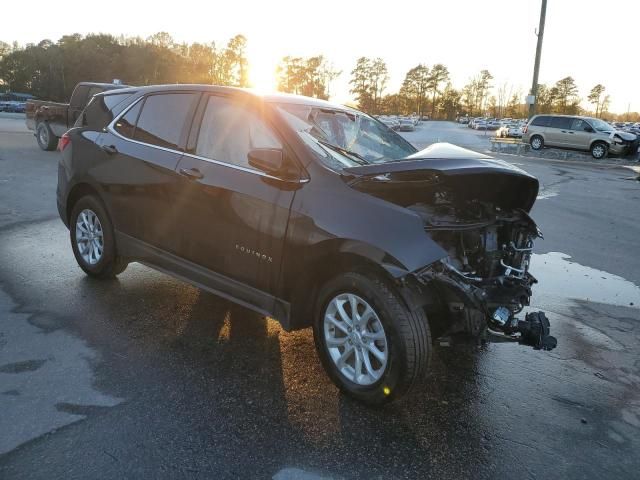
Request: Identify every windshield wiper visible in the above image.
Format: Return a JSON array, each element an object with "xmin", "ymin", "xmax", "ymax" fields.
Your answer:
[{"xmin": 317, "ymin": 139, "xmax": 370, "ymax": 165}]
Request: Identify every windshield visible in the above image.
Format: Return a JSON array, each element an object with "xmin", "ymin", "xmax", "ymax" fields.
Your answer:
[
  {"xmin": 589, "ymin": 118, "xmax": 614, "ymax": 132},
  {"xmin": 275, "ymin": 103, "xmax": 416, "ymax": 170}
]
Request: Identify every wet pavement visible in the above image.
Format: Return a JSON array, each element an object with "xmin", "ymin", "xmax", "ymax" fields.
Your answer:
[{"xmin": 1, "ymin": 117, "xmax": 639, "ymax": 479}]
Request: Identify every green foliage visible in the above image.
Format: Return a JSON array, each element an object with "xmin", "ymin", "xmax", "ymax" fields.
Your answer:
[
  {"xmin": 399, "ymin": 64, "xmax": 429, "ymax": 116},
  {"xmin": 276, "ymin": 55, "xmax": 340, "ymax": 100},
  {"xmin": 587, "ymin": 84, "xmax": 606, "ymax": 118},
  {"xmin": 553, "ymin": 76, "xmax": 580, "ymax": 114},
  {"xmin": 427, "ymin": 64, "xmax": 450, "ymax": 117},
  {"xmin": 0, "ymin": 33, "xmax": 249, "ymax": 100},
  {"xmin": 349, "ymin": 57, "xmax": 388, "ymax": 114}
]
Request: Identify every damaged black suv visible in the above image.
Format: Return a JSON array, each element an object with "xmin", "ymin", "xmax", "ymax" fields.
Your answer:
[{"xmin": 57, "ymin": 85, "xmax": 556, "ymax": 405}]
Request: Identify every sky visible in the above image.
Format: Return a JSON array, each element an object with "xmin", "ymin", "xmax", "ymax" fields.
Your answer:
[{"xmin": 5, "ymin": 0, "xmax": 638, "ymax": 114}]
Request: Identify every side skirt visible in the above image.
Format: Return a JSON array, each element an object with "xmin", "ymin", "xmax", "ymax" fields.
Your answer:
[{"xmin": 115, "ymin": 231, "xmax": 292, "ymax": 330}]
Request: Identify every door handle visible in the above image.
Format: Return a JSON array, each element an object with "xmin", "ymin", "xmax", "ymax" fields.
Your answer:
[
  {"xmin": 179, "ymin": 167, "xmax": 204, "ymax": 180},
  {"xmin": 100, "ymin": 144, "xmax": 118, "ymax": 154}
]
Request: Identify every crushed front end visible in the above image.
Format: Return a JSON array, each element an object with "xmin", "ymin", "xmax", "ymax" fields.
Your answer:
[
  {"xmin": 412, "ymin": 199, "xmax": 556, "ymax": 350},
  {"xmin": 344, "ymin": 144, "xmax": 558, "ymax": 351}
]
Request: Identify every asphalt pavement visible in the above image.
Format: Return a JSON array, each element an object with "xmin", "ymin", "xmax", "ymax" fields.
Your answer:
[{"xmin": 1, "ymin": 116, "xmax": 639, "ymax": 479}]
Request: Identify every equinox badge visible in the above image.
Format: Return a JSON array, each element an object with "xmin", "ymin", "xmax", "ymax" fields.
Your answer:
[{"xmin": 235, "ymin": 244, "xmax": 273, "ymax": 263}]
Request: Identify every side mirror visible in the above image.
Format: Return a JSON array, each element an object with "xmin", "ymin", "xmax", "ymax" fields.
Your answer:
[
  {"xmin": 584, "ymin": 126, "xmax": 594, "ymax": 133},
  {"xmin": 248, "ymin": 148, "xmax": 284, "ymax": 176}
]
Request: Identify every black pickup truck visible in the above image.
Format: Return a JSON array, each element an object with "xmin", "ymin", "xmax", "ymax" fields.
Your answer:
[{"xmin": 26, "ymin": 82, "xmax": 127, "ymax": 150}]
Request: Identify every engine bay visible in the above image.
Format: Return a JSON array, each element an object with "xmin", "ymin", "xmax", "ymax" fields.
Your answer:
[{"xmin": 410, "ymin": 197, "xmax": 557, "ymax": 351}]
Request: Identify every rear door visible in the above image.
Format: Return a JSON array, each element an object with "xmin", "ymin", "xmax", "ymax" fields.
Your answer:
[
  {"xmin": 97, "ymin": 92, "xmax": 200, "ymax": 251},
  {"xmin": 173, "ymin": 93, "xmax": 301, "ymax": 295},
  {"xmin": 546, "ymin": 116, "xmax": 573, "ymax": 147}
]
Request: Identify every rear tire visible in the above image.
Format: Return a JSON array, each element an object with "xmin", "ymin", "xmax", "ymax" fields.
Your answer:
[
  {"xmin": 530, "ymin": 135, "xmax": 544, "ymax": 150},
  {"xmin": 36, "ymin": 122, "xmax": 57, "ymax": 151},
  {"xmin": 313, "ymin": 271, "xmax": 431, "ymax": 405},
  {"xmin": 69, "ymin": 195, "xmax": 128, "ymax": 278},
  {"xmin": 591, "ymin": 141, "xmax": 608, "ymax": 159}
]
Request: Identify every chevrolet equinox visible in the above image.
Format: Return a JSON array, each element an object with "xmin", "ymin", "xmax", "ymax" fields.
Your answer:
[{"xmin": 57, "ymin": 85, "xmax": 556, "ymax": 405}]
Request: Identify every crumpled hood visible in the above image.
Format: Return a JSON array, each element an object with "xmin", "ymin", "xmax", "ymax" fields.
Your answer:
[
  {"xmin": 344, "ymin": 143, "xmax": 539, "ymax": 211},
  {"xmin": 609, "ymin": 130, "xmax": 637, "ymax": 141}
]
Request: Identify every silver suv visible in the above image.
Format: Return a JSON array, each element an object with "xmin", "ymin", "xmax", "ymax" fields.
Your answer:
[{"xmin": 522, "ymin": 114, "xmax": 638, "ymax": 159}]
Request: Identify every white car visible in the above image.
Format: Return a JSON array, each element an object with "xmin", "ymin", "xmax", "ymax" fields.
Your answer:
[{"xmin": 508, "ymin": 124, "xmax": 523, "ymax": 137}]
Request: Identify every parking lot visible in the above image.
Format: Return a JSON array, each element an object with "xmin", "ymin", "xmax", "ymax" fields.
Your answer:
[{"xmin": 1, "ymin": 113, "xmax": 640, "ymax": 479}]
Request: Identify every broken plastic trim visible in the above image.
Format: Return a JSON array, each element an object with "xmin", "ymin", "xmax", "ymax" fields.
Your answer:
[{"xmin": 416, "ymin": 264, "xmax": 557, "ymax": 351}]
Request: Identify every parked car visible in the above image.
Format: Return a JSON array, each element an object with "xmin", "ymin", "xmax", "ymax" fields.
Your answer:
[
  {"xmin": 507, "ymin": 124, "xmax": 523, "ymax": 137},
  {"xmin": 458, "ymin": 116, "xmax": 469, "ymax": 124},
  {"xmin": 398, "ymin": 119, "xmax": 415, "ymax": 131},
  {"xmin": 523, "ymin": 114, "xmax": 639, "ymax": 159},
  {"xmin": 25, "ymin": 81, "xmax": 128, "ymax": 150},
  {"xmin": 380, "ymin": 118, "xmax": 399, "ymax": 130},
  {"xmin": 473, "ymin": 120, "xmax": 488, "ymax": 130},
  {"xmin": 57, "ymin": 85, "xmax": 556, "ymax": 404}
]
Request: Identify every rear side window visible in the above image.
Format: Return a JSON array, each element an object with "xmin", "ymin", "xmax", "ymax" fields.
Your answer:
[
  {"xmin": 70, "ymin": 86, "xmax": 90, "ymax": 109},
  {"xmin": 114, "ymin": 100, "xmax": 143, "ymax": 139},
  {"xmin": 134, "ymin": 93, "xmax": 198, "ymax": 150},
  {"xmin": 79, "ymin": 93, "xmax": 133, "ymax": 129},
  {"xmin": 194, "ymin": 95, "xmax": 281, "ymax": 170},
  {"xmin": 103, "ymin": 93, "xmax": 133, "ymax": 111},
  {"xmin": 550, "ymin": 117, "xmax": 572, "ymax": 129},
  {"xmin": 530, "ymin": 115, "xmax": 550, "ymax": 127},
  {"xmin": 87, "ymin": 86, "xmax": 104, "ymax": 100}
]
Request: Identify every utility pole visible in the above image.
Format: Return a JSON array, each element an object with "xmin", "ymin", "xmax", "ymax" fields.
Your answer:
[{"xmin": 528, "ymin": 0, "xmax": 547, "ymax": 118}]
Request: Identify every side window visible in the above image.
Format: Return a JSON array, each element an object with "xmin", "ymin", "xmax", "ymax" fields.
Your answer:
[
  {"xmin": 570, "ymin": 118, "xmax": 588, "ymax": 131},
  {"xmin": 114, "ymin": 100, "xmax": 143, "ymax": 139},
  {"xmin": 134, "ymin": 93, "xmax": 198, "ymax": 150},
  {"xmin": 195, "ymin": 96, "xmax": 281, "ymax": 169},
  {"xmin": 550, "ymin": 116, "xmax": 572, "ymax": 129},
  {"xmin": 530, "ymin": 115, "xmax": 550, "ymax": 127},
  {"xmin": 80, "ymin": 93, "xmax": 133, "ymax": 129},
  {"xmin": 86, "ymin": 86, "xmax": 104, "ymax": 102},
  {"xmin": 70, "ymin": 86, "xmax": 90, "ymax": 109},
  {"xmin": 103, "ymin": 93, "xmax": 133, "ymax": 111}
]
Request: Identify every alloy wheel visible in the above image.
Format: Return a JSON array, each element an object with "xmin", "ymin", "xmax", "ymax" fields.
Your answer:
[
  {"xmin": 323, "ymin": 293, "xmax": 388, "ymax": 385},
  {"xmin": 592, "ymin": 144, "xmax": 605, "ymax": 158},
  {"xmin": 75, "ymin": 209, "xmax": 104, "ymax": 265}
]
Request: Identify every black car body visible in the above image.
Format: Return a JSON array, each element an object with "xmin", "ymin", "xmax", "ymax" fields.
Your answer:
[{"xmin": 57, "ymin": 85, "xmax": 555, "ymax": 404}]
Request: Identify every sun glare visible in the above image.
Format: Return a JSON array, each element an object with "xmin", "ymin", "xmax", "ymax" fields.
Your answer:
[{"xmin": 248, "ymin": 55, "xmax": 278, "ymax": 94}]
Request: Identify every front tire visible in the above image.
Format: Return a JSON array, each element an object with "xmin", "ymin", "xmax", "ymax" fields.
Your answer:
[
  {"xmin": 69, "ymin": 195, "xmax": 128, "ymax": 278},
  {"xmin": 530, "ymin": 135, "xmax": 544, "ymax": 150},
  {"xmin": 36, "ymin": 122, "xmax": 57, "ymax": 151},
  {"xmin": 591, "ymin": 141, "xmax": 608, "ymax": 159},
  {"xmin": 313, "ymin": 271, "xmax": 431, "ymax": 405}
]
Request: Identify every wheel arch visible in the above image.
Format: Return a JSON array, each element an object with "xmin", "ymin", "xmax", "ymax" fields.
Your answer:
[
  {"xmin": 65, "ymin": 182, "xmax": 110, "ymax": 227},
  {"xmin": 286, "ymin": 239, "xmax": 438, "ymax": 331},
  {"xmin": 589, "ymin": 138, "xmax": 611, "ymax": 149}
]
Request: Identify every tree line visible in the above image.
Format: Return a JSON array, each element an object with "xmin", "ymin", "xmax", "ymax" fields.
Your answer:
[
  {"xmin": 347, "ymin": 57, "xmax": 621, "ymax": 120},
  {"xmin": 0, "ymin": 33, "xmax": 249, "ymax": 102},
  {"xmin": 0, "ymin": 34, "xmax": 633, "ymax": 120}
]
